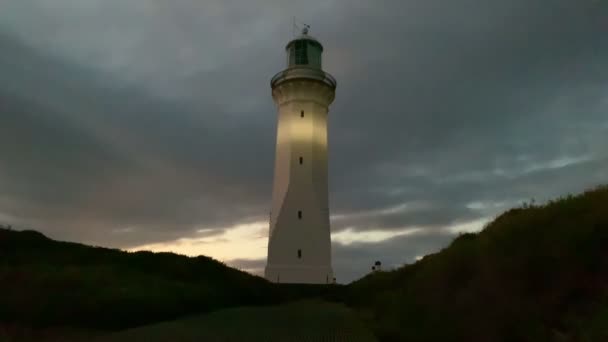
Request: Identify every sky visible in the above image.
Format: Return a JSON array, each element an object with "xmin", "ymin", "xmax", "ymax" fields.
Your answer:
[{"xmin": 0, "ymin": 0, "xmax": 607, "ymax": 283}]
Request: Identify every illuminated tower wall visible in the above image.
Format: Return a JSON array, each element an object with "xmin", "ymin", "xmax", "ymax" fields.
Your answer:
[{"xmin": 265, "ymin": 29, "xmax": 336, "ymax": 284}]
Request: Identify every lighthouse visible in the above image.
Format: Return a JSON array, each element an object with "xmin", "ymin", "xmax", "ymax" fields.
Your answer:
[{"xmin": 265, "ymin": 26, "xmax": 336, "ymax": 284}]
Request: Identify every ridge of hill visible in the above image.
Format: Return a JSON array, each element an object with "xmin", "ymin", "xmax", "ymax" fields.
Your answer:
[
  {"xmin": 343, "ymin": 185, "xmax": 608, "ymax": 341},
  {"xmin": 0, "ymin": 228, "xmax": 277, "ymax": 330}
]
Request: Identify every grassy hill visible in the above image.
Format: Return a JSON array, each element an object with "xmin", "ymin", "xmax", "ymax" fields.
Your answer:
[
  {"xmin": 0, "ymin": 229, "xmax": 278, "ymax": 331},
  {"xmin": 1, "ymin": 185, "xmax": 607, "ymax": 341},
  {"xmin": 343, "ymin": 185, "xmax": 608, "ymax": 341}
]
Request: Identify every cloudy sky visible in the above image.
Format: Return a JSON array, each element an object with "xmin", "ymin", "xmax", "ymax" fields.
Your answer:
[{"xmin": 0, "ymin": 0, "xmax": 606, "ymax": 282}]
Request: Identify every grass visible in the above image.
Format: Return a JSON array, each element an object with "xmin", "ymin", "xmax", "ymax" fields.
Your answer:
[
  {"xmin": 343, "ymin": 185, "xmax": 608, "ymax": 341},
  {"xmin": 0, "ymin": 230, "xmax": 277, "ymax": 330},
  {"xmin": 2, "ymin": 185, "xmax": 608, "ymax": 341},
  {"xmin": 96, "ymin": 300, "xmax": 377, "ymax": 342}
]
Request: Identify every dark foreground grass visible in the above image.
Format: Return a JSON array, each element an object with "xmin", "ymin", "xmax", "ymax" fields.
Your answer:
[{"xmin": 96, "ymin": 300, "xmax": 377, "ymax": 342}]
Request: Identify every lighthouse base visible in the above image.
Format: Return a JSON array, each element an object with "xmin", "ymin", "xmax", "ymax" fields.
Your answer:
[{"xmin": 264, "ymin": 264, "xmax": 334, "ymax": 284}]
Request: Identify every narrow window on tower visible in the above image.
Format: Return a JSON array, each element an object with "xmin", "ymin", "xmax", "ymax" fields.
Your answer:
[
  {"xmin": 299, "ymin": 157, "xmax": 303, "ymax": 165},
  {"xmin": 298, "ymin": 211, "xmax": 302, "ymax": 219},
  {"xmin": 300, "ymin": 110, "xmax": 304, "ymax": 118},
  {"xmin": 297, "ymin": 249, "xmax": 302, "ymax": 259},
  {"xmin": 294, "ymin": 41, "xmax": 308, "ymax": 65}
]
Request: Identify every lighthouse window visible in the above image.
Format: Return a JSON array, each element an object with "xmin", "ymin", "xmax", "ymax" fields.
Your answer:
[
  {"xmin": 294, "ymin": 41, "xmax": 308, "ymax": 65},
  {"xmin": 300, "ymin": 110, "xmax": 304, "ymax": 118},
  {"xmin": 299, "ymin": 157, "xmax": 303, "ymax": 165},
  {"xmin": 298, "ymin": 211, "xmax": 302, "ymax": 219},
  {"xmin": 297, "ymin": 249, "xmax": 302, "ymax": 259}
]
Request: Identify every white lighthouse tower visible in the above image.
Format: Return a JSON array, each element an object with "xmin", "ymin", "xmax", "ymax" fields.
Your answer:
[{"xmin": 265, "ymin": 26, "xmax": 336, "ymax": 284}]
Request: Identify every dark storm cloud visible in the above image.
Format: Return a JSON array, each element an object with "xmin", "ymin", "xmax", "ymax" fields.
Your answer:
[
  {"xmin": 331, "ymin": 156, "xmax": 608, "ymax": 232},
  {"xmin": 325, "ymin": 0, "xmax": 608, "ymax": 231},
  {"xmin": 0, "ymin": 32, "xmax": 272, "ymax": 246},
  {"xmin": 0, "ymin": 0, "xmax": 607, "ymax": 273}
]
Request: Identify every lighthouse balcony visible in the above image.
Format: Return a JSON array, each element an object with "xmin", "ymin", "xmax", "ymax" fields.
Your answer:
[{"xmin": 271, "ymin": 66, "xmax": 336, "ymax": 89}]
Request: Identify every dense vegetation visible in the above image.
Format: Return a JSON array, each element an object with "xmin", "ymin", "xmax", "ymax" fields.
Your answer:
[
  {"xmin": 1, "ymin": 185, "xmax": 607, "ymax": 341},
  {"xmin": 344, "ymin": 185, "xmax": 608, "ymax": 341},
  {"xmin": 0, "ymin": 230, "xmax": 281, "ymax": 330}
]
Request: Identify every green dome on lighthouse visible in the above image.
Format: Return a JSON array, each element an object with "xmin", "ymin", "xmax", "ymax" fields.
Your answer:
[
  {"xmin": 285, "ymin": 26, "xmax": 324, "ymax": 69},
  {"xmin": 271, "ymin": 25, "xmax": 336, "ymax": 90}
]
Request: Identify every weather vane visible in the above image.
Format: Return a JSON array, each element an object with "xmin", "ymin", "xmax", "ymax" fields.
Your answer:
[
  {"xmin": 292, "ymin": 17, "xmax": 310, "ymax": 36},
  {"xmin": 302, "ymin": 24, "xmax": 310, "ymax": 35}
]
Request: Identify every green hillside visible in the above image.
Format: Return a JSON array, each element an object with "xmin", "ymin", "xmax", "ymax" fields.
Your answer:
[
  {"xmin": 1, "ymin": 185, "xmax": 607, "ymax": 341},
  {"xmin": 343, "ymin": 185, "xmax": 608, "ymax": 341},
  {"xmin": 0, "ymin": 229, "xmax": 277, "ymax": 331}
]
